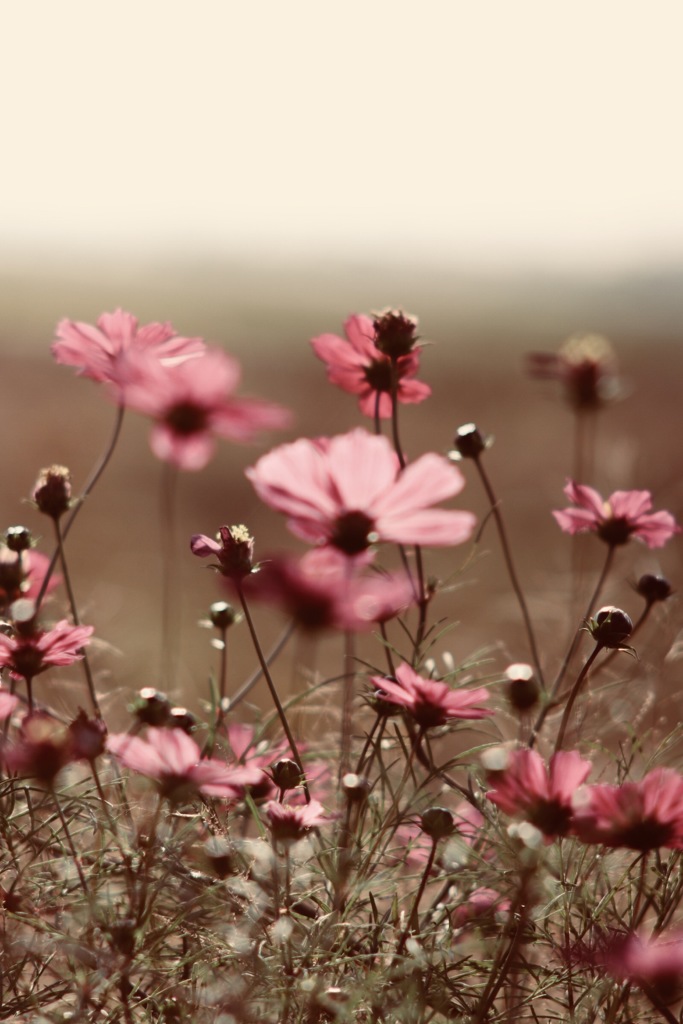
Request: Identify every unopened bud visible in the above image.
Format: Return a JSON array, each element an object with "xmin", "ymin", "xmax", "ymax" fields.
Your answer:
[
  {"xmin": 132, "ymin": 688, "xmax": 172, "ymax": 727},
  {"xmin": 341, "ymin": 773, "xmax": 370, "ymax": 804},
  {"xmin": 589, "ymin": 606, "xmax": 633, "ymax": 649},
  {"xmin": 420, "ymin": 806, "xmax": 455, "ymax": 840},
  {"xmin": 372, "ymin": 309, "xmax": 419, "ymax": 358},
  {"xmin": 505, "ymin": 663, "xmax": 540, "ymax": 713},
  {"xmin": 450, "ymin": 423, "xmax": 491, "ymax": 461},
  {"xmin": 209, "ymin": 601, "xmax": 239, "ymax": 629},
  {"xmin": 635, "ymin": 574, "xmax": 673, "ymax": 605},
  {"xmin": 168, "ymin": 707, "xmax": 196, "ymax": 733},
  {"xmin": 32, "ymin": 466, "xmax": 72, "ymax": 520},
  {"xmin": 4, "ymin": 527, "xmax": 32, "ymax": 553},
  {"xmin": 270, "ymin": 758, "xmax": 302, "ymax": 792}
]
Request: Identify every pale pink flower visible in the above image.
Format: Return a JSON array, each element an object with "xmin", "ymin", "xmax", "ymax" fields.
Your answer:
[
  {"xmin": 573, "ymin": 767, "xmax": 683, "ymax": 851},
  {"xmin": 52, "ymin": 308, "xmax": 206, "ymax": 395},
  {"xmin": 527, "ymin": 333, "xmax": 619, "ymax": 410},
  {"xmin": 107, "ymin": 727, "xmax": 264, "ymax": 801},
  {"xmin": 265, "ymin": 799, "xmax": 332, "ymax": 843},
  {"xmin": 486, "ymin": 749, "xmax": 592, "ymax": 841},
  {"xmin": 0, "ymin": 620, "xmax": 93, "ymax": 681},
  {"xmin": 605, "ymin": 931, "xmax": 683, "ymax": 1002},
  {"xmin": 0, "ymin": 690, "xmax": 18, "ymax": 720},
  {"xmin": 452, "ymin": 888, "xmax": 511, "ymax": 932},
  {"xmin": 311, "ymin": 313, "xmax": 431, "ymax": 418},
  {"xmin": 553, "ymin": 480, "xmax": 679, "ymax": 549},
  {"xmin": 246, "ymin": 428, "xmax": 476, "ymax": 555},
  {"xmin": 118, "ymin": 348, "xmax": 290, "ymax": 470},
  {"xmin": 241, "ymin": 547, "xmax": 414, "ymax": 632},
  {"xmin": 372, "ymin": 662, "xmax": 491, "ymax": 729}
]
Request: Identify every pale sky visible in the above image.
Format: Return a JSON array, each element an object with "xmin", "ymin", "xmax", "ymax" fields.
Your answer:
[{"xmin": 3, "ymin": 1, "xmax": 683, "ymax": 271}]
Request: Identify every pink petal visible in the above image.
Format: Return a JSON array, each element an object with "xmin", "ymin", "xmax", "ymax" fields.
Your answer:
[
  {"xmin": 343, "ymin": 314, "xmax": 378, "ymax": 359},
  {"xmin": 373, "ymin": 454, "xmax": 465, "ymax": 518},
  {"xmin": 377, "ymin": 508, "xmax": 476, "ymax": 547},
  {"xmin": 608, "ymin": 489, "xmax": 653, "ymax": 520},
  {"xmin": 563, "ymin": 480, "xmax": 604, "ymax": 518},
  {"xmin": 325, "ymin": 431, "xmax": 399, "ymax": 510}
]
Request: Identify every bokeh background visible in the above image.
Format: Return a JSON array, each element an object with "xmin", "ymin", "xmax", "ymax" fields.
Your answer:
[{"xmin": 2, "ymin": 2, "xmax": 682, "ymax": 728}]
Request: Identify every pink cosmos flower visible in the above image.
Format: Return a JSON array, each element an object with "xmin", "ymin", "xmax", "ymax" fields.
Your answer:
[
  {"xmin": 0, "ymin": 690, "xmax": 18, "ymax": 721},
  {"xmin": 573, "ymin": 767, "xmax": 683, "ymax": 851},
  {"xmin": 451, "ymin": 888, "xmax": 511, "ymax": 933},
  {"xmin": 191, "ymin": 524, "xmax": 256, "ymax": 581},
  {"xmin": 117, "ymin": 347, "xmax": 290, "ymax": 470},
  {"xmin": 311, "ymin": 314, "xmax": 431, "ymax": 419},
  {"xmin": 604, "ymin": 931, "xmax": 683, "ymax": 1003},
  {"xmin": 107, "ymin": 727, "xmax": 264, "ymax": 801},
  {"xmin": 246, "ymin": 428, "xmax": 476, "ymax": 555},
  {"xmin": 3, "ymin": 712, "xmax": 74, "ymax": 783},
  {"xmin": 486, "ymin": 748, "xmax": 592, "ymax": 841},
  {"xmin": 553, "ymin": 480, "xmax": 679, "ymax": 549},
  {"xmin": 527, "ymin": 333, "xmax": 619, "ymax": 410},
  {"xmin": 52, "ymin": 308, "xmax": 206, "ymax": 395},
  {"xmin": 265, "ymin": 799, "xmax": 332, "ymax": 843},
  {"xmin": 371, "ymin": 662, "xmax": 491, "ymax": 730},
  {"xmin": 240, "ymin": 547, "xmax": 414, "ymax": 632},
  {"xmin": 0, "ymin": 620, "xmax": 94, "ymax": 681}
]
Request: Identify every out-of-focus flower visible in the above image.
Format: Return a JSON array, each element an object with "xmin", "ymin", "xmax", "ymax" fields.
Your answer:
[
  {"xmin": 119, "ymin": 347, "xmax": 289, "ymax": 470},
  {"xmin": 0, "ymin": 620, "xmax": 94, "ymax": 682},
  {"xmin": 604, "ymin": 931, "xmax": 683, "ymax": 1004},
  {"xmin": 553, "ymin": 480, "xmax": 679, "ymax": 549},
  {"xmin": 107, "ymin": 727, "xmax": 264, "ymax": 802},
  {"xmin": 3, "ymin": 712, "xmax": 73, "ymax": 783},
  {"xmin": 634, "ymin": 573, "xmax": 674, "ymax": 605},
  {"xmin": 0, "ymin": 546, "xmax": 60, "ymax": 613},
  {"xmin": 527, "ymin": 333, "xmax": 619, "ymax": 410},
  {"xmin": 311, "ymin": 313, "xmax": 430, "ymax": 419},
  {"xmin": 191, "ymin": 525, "xmax": 256, "ymax": 581},
  {"xmin": 52, "ymin": 308, "xmax": 206, "ymax": 396},
  {"xmin": 241, "ymin": 547, "xmax": 414, "ymax": 632},
  {"xmin": 246, "ymin": 428, "xmax": 476, "ymax": 555},
  {"xmin": 371, "ymin": 662, "xmax": 491, "ymax": 729},
  {"xmin": 265, "ymin": 799, "xmax": 332, "ymax": 844},
  {"xmin": 573, "ymin": 767, "xmax": 683, "ymax": 851},
  {"xmin": 486, "ymin": 748, "xmax": 592, "ymax": 841},
  {"xmin": 0, "ymin": 690, "xmax": 18, "ymax": 721},
  {"xmin": 451, "ymin": 888, "xmax": 511, "ymax": 933}
]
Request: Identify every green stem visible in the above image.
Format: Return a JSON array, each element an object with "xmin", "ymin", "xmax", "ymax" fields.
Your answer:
[
  {"xmin": 553, "ymin": 643, "xmax": 603, "ymax": 753},
  {"xmin": 53, "ymin": 518, "xmax": 101, "ymax": 718}
]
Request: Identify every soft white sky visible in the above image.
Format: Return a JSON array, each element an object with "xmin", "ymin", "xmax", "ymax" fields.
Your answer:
[{"xmin": 3, "ymin": 1, "xmax": 683, "ymax": 271}]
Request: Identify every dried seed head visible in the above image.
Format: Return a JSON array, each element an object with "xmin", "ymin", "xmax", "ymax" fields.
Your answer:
[{"xmin": 32, "ymin": 466, "xmax": 72, "ymax": 520}]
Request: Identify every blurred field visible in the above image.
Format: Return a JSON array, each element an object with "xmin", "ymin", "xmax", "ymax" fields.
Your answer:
[{"xmin": 2, "ymin": 256, "xmax": 682, "ymax": 736}]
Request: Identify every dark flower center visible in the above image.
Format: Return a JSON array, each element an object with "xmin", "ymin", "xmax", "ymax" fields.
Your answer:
[
  {"xmin": 363, "ymin": 359, "xmax": 393, "ymax": 393},
  {"xmin": 11, "ymin": 643, "xmax": 46, "ymax": 680},
  {"xmin": 165, "ymin": 402, "xmax": 207, "ymax": 436},
  {"xmin": 528, "ymin": 800, "xmax": 573, "ymax": 837},
  {"xmin": 411, "ymin": 699, "xmax": 449, "ymax": 730},
  {"xmin": 612, "ymin": 818, "xmax": 676, "ymax": 852},
  {"xmin": 597, "ymin": 516, "xmax": 633, "ymax": 546},
  {"xmin": 330, "ymin": 511, "xmax": 377, "ymax": 556}
]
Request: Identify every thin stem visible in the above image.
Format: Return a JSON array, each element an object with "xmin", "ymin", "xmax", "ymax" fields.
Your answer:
[
  {"xmin": 53, "ymin": 518, "xmax": 101, "ymax": 718},
  {"xmin": 395, "ymin": 839, "xmax": 438, "ymax": 955},
  {"xmin": 553, "ymin": 643, "xmax": 603, "ymax": 753},
  {"xmin": 473, "ymin": 455, "xmax": 545, "ymax": 690},
  {"xmin": 228, "ymin": 620, "xmax": 295, "ymax": 711},
  {"xmin": 52, "ymin": 789, "xmax": 90, "ymax": 897},
  {"xmin": 159, "ymin": 461, "xmax": 179, "ymax": 691},
  {"xmin": 340, "ymin": 630, "xmax": 356, "ymax": 780},
  {"xmin": 530, "ymin": 543, "xmax": 615, "ymax": 748},
  {"xmin": 236, "ymin": 584, "xmax": 310, "ymax": 803},
  {"xmin": 35, "ymin": 405, "xmax": 126, "ymax": 612}
]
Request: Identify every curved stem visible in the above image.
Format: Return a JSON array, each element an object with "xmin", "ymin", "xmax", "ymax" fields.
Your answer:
[
  {"xmin": 53, "ymin": 518, "xmax": 101, "ymax": 718},
  {"xmin": 473, "ymin": 454, "xmax": 545, "ymax": 690},
  {"xmin": 236, "ymin": 585, "xmax": 310, "ymax": 803},
  {"xmin": 227, "ymin": 620, "xmax": 295, "ymax": 711},
  {"xmin": 35, "ymin": 405, "xmax": 126, "ymax": 612},
  {"xmin": 530, "ymin": 543, "xmax": 615, "ymax": 748},
  {"xmin": 396, "ymin": 839, "xmax": 438, "ymax": 955},
  {"xmin": 553, "ymin": 643, "xmax": 603, "ymax": 752}
]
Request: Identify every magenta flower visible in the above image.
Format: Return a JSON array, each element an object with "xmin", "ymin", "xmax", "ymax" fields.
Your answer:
[
  {"xmin": 107, "ymin": 727, "xmax": 264, "ymax": 801},
  {"xmin": 553, "ymin": 480, "xmax": 679, "ymax": 549},
  {"xmin": 265, "ymin": 799, "xmax": 332, "ymax": 843},
  {"xmin": 605, "ymin": 931, "xmax": 683, "ymax": 1003},
  {"xmin": 191, "ymin": 525, "xmax": 256, "ymax": 581},
  {"xmin": 371, "ymin": 662, "xmax": 491, "ymax": 729},
  {"xmin": 573, "ymin": 768, "xmax": 683, "ymax": 851},
  {"xmin": 486, "ymin": 748, "xmax": 592, "ymax": 841},
  {"xmin": 246, "ymin": 428, "xmax": 476, "ymax": 555},
  {"xmin": 52, "ymin": 308, "xmax": 206, "ymax": 395},
  {"xmin": 311, "ymin": 314, "xmax": 431, "ymax": 419},
  {"xmin": 118, "ymin": 347, "xmax": 290, "ymax": 470},
  {"xmin": 0, "ymin": 620, "xmax": 93, "ymax": 682},
  {"xmin": 241, "ymin": 547, "xmax": 414, "ymax": 632}
]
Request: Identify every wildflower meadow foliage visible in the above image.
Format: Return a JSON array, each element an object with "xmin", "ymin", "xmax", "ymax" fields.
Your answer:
[{"xmin": 1, "ymin": 306, "xmax": 683, "ymax": 1022}]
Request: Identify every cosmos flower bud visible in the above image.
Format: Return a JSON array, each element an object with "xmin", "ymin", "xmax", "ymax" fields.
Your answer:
[
  {"xmin": 4, "ymin": 526, "xmax": 32, "ymax": 553},
  {"xmin": 505, "ymin": 663, "xmax": 540, "ymax": 713},
  {"xmin": 68, "ymin": 709, "xmax": 107, "ymax": 761},
  {"xmin": 420, "ymin": 806, "xmax": 456, "ymax": 841},
  {"xmin": 191, "ymin": 525, "xmax": 256, "ymax": 580},
  {"xmin": 203, "ymin": 836, "xmax": 238, "ymax": 878},
  {"xmin": 32, "ymin": 466, "xmax": 72, "ymax": 520},
  {"xmin": 589, "ymin": 606, "xmax": 633, "ymax": 649},
  {"xmin": 372, "ymin": 309, "xmax": 419, "ymax": 358},
  {"xmin": 451, "ymin": 423, "xmax": 489, "ymax": 461},
  {"xmin": 270, "ymin": 758, "xmax": 303, "ymax": 793},
  {"xmin": 341, "ymin": 773, "xmax": 370, "ymax": 804},
  {"xmin": 209, "ymin": 601, "xmax": 239, "ymax": 629},
  {"xmin": 635, "ymin": 573, "xmax": 673, "ymax": 605},
  {"xmin": 168, "ymin": 707, "xmax": 197, "ymax": 734},
  {"xmin": 132, "ymin": 688, "xmax": 172, "ymax": 727}
]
